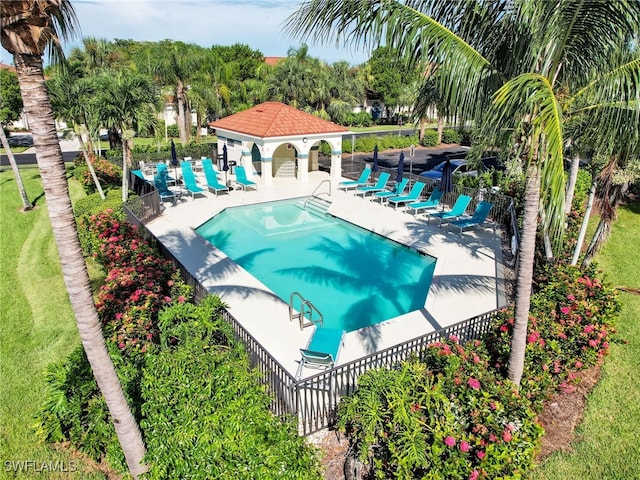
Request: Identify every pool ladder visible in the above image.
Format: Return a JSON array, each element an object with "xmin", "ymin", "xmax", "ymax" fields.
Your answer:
[{"xmin": 289, "ymin": 292, "xmax": 323, "ymax": 331}]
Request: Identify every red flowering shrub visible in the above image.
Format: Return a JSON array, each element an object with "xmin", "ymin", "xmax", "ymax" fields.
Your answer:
[
  {"xmin": 74, "ymin": 154, "xmax": 122, "ymax": 194},
  {"xmin": 87, "ymin": 209, "xmax": 186, "ymax": 356},
  {"xmin": 486, "ymin": 263, "xmax": 619, "ymax": 409}
]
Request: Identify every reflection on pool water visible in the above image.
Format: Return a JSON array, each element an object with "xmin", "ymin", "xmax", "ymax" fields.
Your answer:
[{"xmin": 195, "ymin": 198, "xmax": 436, "ymax": 332}]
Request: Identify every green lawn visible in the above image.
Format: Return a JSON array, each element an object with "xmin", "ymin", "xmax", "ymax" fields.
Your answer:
[
  {"xmin": 0, "ymin": 168, "xmax": 105, "ymax": 479},
  {"xmin": 529, "ymin": 201, "xmax": 640, "ymax": 479}
]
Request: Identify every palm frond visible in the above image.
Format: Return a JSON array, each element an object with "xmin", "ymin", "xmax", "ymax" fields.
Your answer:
[{"xmin": 492, "ymin": 73, "xmax": 566, "ymax": 245}]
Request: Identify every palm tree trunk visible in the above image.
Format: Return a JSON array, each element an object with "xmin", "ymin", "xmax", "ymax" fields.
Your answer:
[
  {"xmin": 76, "ymin": 125, "xmax": 105, "ymax": 200},
  {"xmin": 571, "ymin": 177, "xmax": 597, "ymax": 265},
  {"xmin": 564, "ymin": 155, "xmax": 580, "ymax": 215},
  {"xmin": 437, "ymin": 117, "xmax": 444, "ymax": 144},
  {"xmin": 121, "ymin": 137, "xmax": 132, "ymax": 202},
  {"xmin": 419, "ymin": 117, "xmax": 427, "ymax": 142},
  {"xmin": 13, "ymin": 53, "xmax": 147, "ymax": 478},
  {"xmin": 0, "ymin": 127, "xmax": 33, "ymax": 210},
  {"xmin": 176, "ymin": 80, "xmax": 189, "ymax": 145},
  {"xmin": 507, "ymin": 163, "xmax": 540, "ymax": 386}
]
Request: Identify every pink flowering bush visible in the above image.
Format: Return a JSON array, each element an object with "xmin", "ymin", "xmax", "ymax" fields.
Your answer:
[
  {"xmin": 486, "ymin": 263, "xmax": 619, "ymax": 409},
  {"xmin": 338, "ymin": 339, "xmax": 542, "ymax": 479},
  {"xmin": 85, "ymin": 209, "xmax": 188, "ymax": 356},
  {"xmin": 73, "ymin": 154, "xmax": 121, "ymax": 194}
]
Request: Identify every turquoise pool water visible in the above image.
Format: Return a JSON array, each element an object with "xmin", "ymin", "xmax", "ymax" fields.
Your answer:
[{"xmin": 195, "ymin": 198, "xmax": 436, "ymax": 332}]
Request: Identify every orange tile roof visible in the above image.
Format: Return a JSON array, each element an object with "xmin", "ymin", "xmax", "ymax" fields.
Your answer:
[
  {"xmin": 264, "ymin": 56, "xmax": 284, "ymax": 66},
  {"xmin": 0, "ymin": 63, "xmax": 17, "ymax": 73},
  {"xmin": 209, "ymin": 102, "xmax": 350, "ymax": 138}
]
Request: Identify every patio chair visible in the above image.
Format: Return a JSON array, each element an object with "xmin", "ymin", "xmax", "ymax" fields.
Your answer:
[
  {"xmin": 153, "ymin": 172, "xmax": 178, "ymax": 204},
  {"xmin": 338, "ymin": 168, "xmax": 371, "ymax": 190},
  {"xmin": 131, "ymin": 169, "xmax": 146, "ymax": 180},
  {"xmin": 387, "ymin": 181, "xmax": 426, "ymax": 209},
  {"xmin": 354, "ymin": 172, "xmax": 391, "ymax": 197},
  {"xmin": 425, "ymin": 194, "xmax": 471, "ymax": 225},
  {"xmin": 406, "ymin": 186, "xmax": 443, "ymax": 215},
  {"xmin": 201, "ymin": 158, "xmax": 229, "ymax": 196},
  {"xmin": 234, "ymin": 165, "xmax": 257, "ymax": 191},
  {"xmin": 448, "ymin": 201, "xmax": 494, "ymax": 235},
  {"xmin": 371, "ymin": 178, "xmax": 409, "ymax": 203},
  {"xmin": 295, "ymin": 327, "xmax": 344, "ymax": 380},
  {"xmin": 156, "ymin": 162, "xmax": 176, "ymax": 185},
  {"xmin": 180, "ymin": 161, "xmax": 206, "ymax": 199}
]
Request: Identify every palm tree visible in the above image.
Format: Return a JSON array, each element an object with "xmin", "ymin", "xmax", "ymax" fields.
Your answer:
[
  {"xmin": 0, "ymin": 1, "xmax": 147, "ymax": 477},
  {"xmin": 152, "ymin": 41, "xmax": 202, "ymax": 145},
  {"xmin": 48, "ymin": 70, "xmax": 105, "ymax": 198},
  {"xmin": 94, "ymin": 70, "xmax": 159, "ymax": 201},
  {"xmin": 0, "ymin": 127, "xmax": 33, "ymax": 210},
  {"xmin": 0, "ymin": 68, "xmax": 33, "ymax": 210},
  {"xmin": 286, "ymin": 0, "xmax": 640, "ymax": 386}
]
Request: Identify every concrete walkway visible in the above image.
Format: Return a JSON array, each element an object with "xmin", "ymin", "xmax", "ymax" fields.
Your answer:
[{"xmin": 144, "ymin": 170, "xmax": 507, "ymax": 378}]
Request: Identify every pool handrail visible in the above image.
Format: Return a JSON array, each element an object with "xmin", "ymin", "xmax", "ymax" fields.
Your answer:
[{"xmin": 289, "ymin": 292, "xmax": 323, "ymax": 330}]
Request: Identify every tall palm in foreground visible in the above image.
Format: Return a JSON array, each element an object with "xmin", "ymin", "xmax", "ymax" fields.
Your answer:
[
  {"xmin": 0, "ymin": 1, "xmax": 147, "ymax": 477},
  {"xmin": 286, "ymin": 0, "xmax": 640, "ymax": 386}
]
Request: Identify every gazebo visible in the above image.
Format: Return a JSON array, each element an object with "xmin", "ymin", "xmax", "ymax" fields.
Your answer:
[{"xmin": 209, "ymin": 102, "xmax": 351, "ymax": 187}]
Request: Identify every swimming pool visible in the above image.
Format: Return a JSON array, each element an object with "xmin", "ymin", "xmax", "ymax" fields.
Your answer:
[{"xmin": 195, "ymin": 198, "xmax": 436, "ymax": 332}]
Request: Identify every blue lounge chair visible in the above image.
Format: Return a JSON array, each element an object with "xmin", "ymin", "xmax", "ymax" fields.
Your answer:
[
  {"xmin": 131, "ymin": 169, "xmax": 146, "ymax": 180},
  {"xmin": 180, "ymin": 161, "xmax": 206, "ymax": 199},
  {"xmin": 406, "ymin": 186, "xmax": 443, "ymax": 215},
  {"xmin": 354, "ymin": 172, "xmax": 391, "ymax": 197},
  {"xmin": 156, "ymin": 163, "xmax": 176, "ymax": 185},
  {"xmin": 201, "ymin": 158, "xmax": 229, "ymax": 196},
  {"xmin": 338, "ymin": 168, "xmax": 371, "ymax": 190},
  {"xmin": 371, "ymin": 178, "xmax": 409, "ymax": 203},
  {"xmin": 388, "ymin": 181, "xmax": 426, "ymax": 209},
  {"xmin": 449, "ymin": 201, "xmax": 494, "ymax": 235},
  {"xmin": 153, "ymin": 172, "xmax": 178, "ymax": 204},
  {"xmin": 235, "ymin": 165, "xmax": 257, "ymax": 191},
  {"xmin": 295, "ymin": 327, "xmax": 344, "ymax": 380},
  {"xmin": 425, "ymin": 195, "xmax": 472, "ymax": 225}
]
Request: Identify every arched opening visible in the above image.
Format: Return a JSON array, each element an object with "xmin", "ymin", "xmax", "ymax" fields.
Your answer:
[
  {"xmin": 251, "ymin": 144, "xmax": 262, "ymax": 176},
  {"xmin": 272, "ymin": 143, "xmax": 298, "ymax": 178},
  {"xmin": 311, "ymin": 140, "xmax": 332, "ymax": 173}
]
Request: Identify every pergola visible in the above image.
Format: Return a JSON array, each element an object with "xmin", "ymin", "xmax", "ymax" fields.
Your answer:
[{"xmin": 209, "ymin": 102, "xmax": 351, "ymax": 187}]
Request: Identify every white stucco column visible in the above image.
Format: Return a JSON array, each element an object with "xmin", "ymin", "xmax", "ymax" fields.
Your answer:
[
  {"xmin": 298, "ymin": 153, "xmax": 309, "ymax": 183},
  {"xmin": 262, "ymin": 157, "xmax": 273, "ymax": 187},
  {"xmin": 330, "ymin": 150, "xmax": 343, "ymax": 181},
  {"xmin": 241, "ymin": 150, "xmax": 253, "ymax": 178}
]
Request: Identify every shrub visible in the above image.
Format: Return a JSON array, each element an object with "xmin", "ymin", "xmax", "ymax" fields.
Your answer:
[
  {"xmin": 140, "ymin": 297, "xmax": 323, "ymax": 479},
  {"xmin": 73, "ymin": 188, "xmax": 124, "ymax": 219},
  {"xmin": 486, "ymin": 263, "xmax": 619, "ymax": 409},
  {"xmin": 442, "ymin": 128, "xmax": 462, "ymax": 144},
  {"xmin": 420, "ymin": 129, "xmax": 439, "ymax": 147},
  {"xmin": 34, "ymin": 347, "xmax": 127, "ymax": 471},
  {"xmin": 339, "ymin": 339, "xmax": 542, "ymax": 479},
  {"xmin": 73, "ymin": 154, "xmax": 122, "ymax": 194}
]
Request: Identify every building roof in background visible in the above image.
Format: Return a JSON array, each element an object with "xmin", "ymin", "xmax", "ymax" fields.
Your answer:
[
  {"xmin": 0, "ymin": 63, "xmax": 17, "ymax": 73},
  {"xmin": 264, "ymin": 56, "xmax": 284, "ymax": 66},
  {"xmin": 209, "ymin": 102, "xmax": 349, "ymax": 138}
]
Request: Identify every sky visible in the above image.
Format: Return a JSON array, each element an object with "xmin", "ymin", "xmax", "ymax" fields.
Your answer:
[{"xmin": 0, "ymin": 0, "xmax": 371, "ymax": 66}]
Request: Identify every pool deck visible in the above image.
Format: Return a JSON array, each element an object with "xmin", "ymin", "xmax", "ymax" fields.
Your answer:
[{"xmin": 144, "ymin": 171, "xmax": 507, "ymax": 378}]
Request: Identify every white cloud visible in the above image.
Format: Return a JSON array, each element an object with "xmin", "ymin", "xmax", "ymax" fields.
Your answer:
[{"xmin": 1, "ymin": 1, "xmax": 370, "ymax": 66}]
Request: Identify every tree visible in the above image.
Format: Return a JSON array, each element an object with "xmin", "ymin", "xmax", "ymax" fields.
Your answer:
[
  {"xmin": 152, "ymin": 41, "xmax": 203, "ymax": 145},
  {"xmin": 0, "ymin": 2, "xmax": 147, "ymax": 477},
  {"xmin": 94, "ymin": 70, "xmax": 159, "ymax": 201},
  {"xmin": 48, "ymin": 69, "xmax": 105, "ymax": 198},
  {"xmin": 0, "ymin": 67, "xmax": 33, "ymax": 210},
  {"xmin": 286, "ymin": 0, "xmax": 640, "ymax": 386},
  {"xmin": 368, "ymin": 46, "xmax": 417, "ymax": 119}
]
